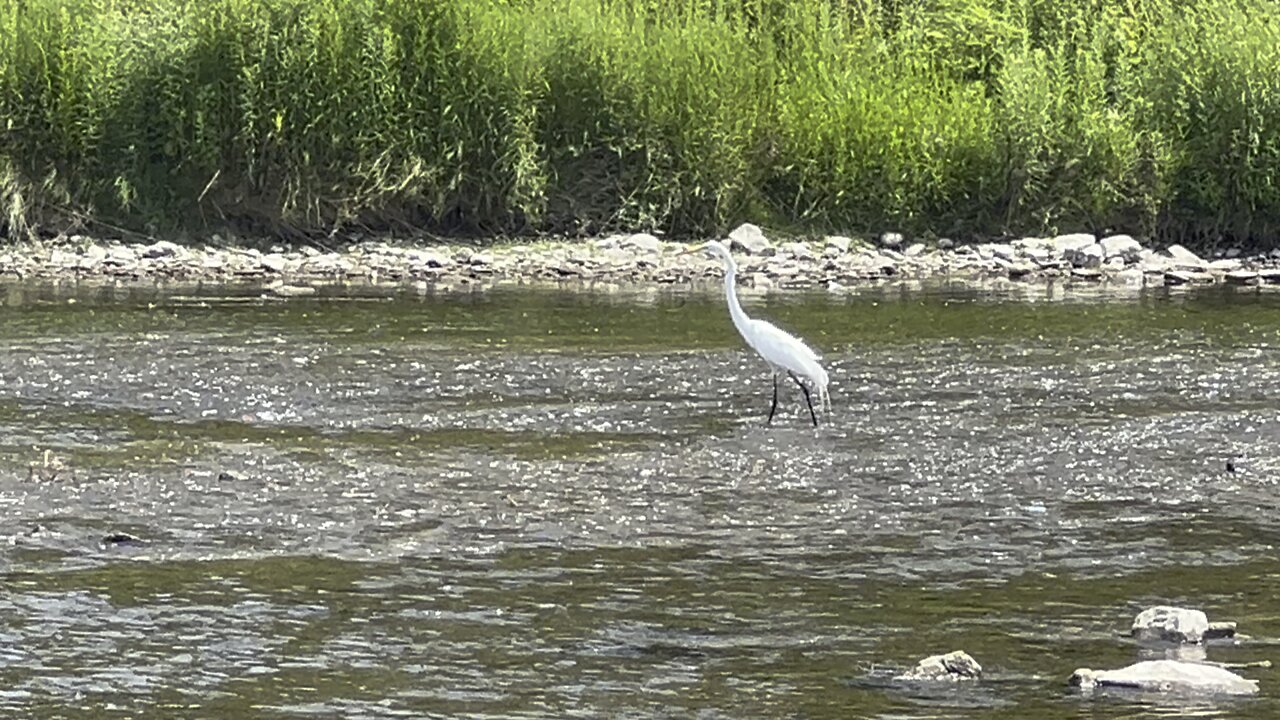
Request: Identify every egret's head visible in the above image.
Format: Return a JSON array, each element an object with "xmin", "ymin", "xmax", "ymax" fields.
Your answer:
[{"xmin": 681, "ymin": 239, "xmax": 733, "ymax": 262}]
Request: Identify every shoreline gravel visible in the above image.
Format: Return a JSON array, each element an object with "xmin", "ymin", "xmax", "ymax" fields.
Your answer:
[{"xmin": 3, "ymin": 223, "xmax": 1279, "ymax": 297}]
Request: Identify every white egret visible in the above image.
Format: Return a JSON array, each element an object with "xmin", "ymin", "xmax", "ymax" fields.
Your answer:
[{"xmin": 684, "ymin": 240, "xmax": 831, "ymax": 426}]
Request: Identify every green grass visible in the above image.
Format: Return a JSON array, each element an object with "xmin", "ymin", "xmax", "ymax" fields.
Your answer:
[{"xmin": 2, "ymin": 0, "xmax": 1280, "ymax": 248}]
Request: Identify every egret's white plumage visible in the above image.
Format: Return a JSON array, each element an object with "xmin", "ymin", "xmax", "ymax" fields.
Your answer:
[{"xmin": 691, "ymin": 239, "xmax": 831, "ymax": 425}]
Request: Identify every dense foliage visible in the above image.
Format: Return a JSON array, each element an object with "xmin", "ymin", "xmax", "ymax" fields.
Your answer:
[{"xmin": 2, "ymin": 0, "xmax": 1279, "ymax": 246}]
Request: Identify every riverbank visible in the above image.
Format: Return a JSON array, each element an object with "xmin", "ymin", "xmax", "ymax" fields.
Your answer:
[{"xmin": 4, "ymin": 224, "xmax": 1279, "ymax": 296}]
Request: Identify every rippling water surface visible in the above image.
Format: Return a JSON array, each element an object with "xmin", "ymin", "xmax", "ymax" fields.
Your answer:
[{"xmin": 2, "ymin": 279, "xmax": 1279, "ymax": 718}]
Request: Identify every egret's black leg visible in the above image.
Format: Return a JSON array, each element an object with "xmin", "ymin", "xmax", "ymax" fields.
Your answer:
[
  {"xmin": 789, "ymin": 372, "xmax": 818, "ymax": 427},
  {"xmin": 766, "ymin": 373, "xmax": 779, "ymax": 425}
]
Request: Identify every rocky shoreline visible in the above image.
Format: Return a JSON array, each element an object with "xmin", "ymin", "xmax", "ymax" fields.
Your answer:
[{"xmin": 3, "ymin": 223, "xmax": 1280, "ymax": 295}]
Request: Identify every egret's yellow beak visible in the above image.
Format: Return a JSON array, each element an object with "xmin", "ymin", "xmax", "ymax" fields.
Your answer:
[{"xmin": 677, "ymin": 245, "xmax": 701, "ymax": 256}]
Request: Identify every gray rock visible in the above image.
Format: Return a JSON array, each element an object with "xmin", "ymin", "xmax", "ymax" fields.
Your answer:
[
  {"xmin": 269, "ymin": 284, "xmax": 317, "ymax": 297},
  {"xmin": 1133, "ymin": 606, "xmax": 1209, "ymax": 644},
  {"xmin": 1207, "ymin": 621, "xmax": 1238, "ymax": 640},
  {"xmin": 201, "ymin": 251, "xmax": 226, "ymax": 269},
  {"xmin": 1225, "ymin": 270, "xmax": 1260, "ymax": 285},
  {"xmin": 1260, "ymin": 269, "xmax": 1280, "ymax": 284},
  {"xmin": 620, "ymin": 232, "xmax": 661, "ymax": 253},
  {"xmin": 105, "ymin": 245, "xmax": 137, "ymax": 265},
  {"xmin": 49, "ymin": 248, "xmax": 79, "ymax": 268},
  {"xmin": 1114, "ymin": 268, "xmax": 1144, "ymax": 284},
  {"xmin": 1164, "ymin": 270, "xmax": 1215, "ymax": 285},
  {"xmin": 1005, "ymin": 261, "xmax": 1037, "ymax": 278},
  {"xmin": 895, "ymin": 650, "xmax": 982, "ymax": 682},
  {"xmin": 468, "ymin": 252, "xmax": 493, "ymax": 266},
  {"xmin": 1100, "ymin": 234, "xmax": 1142, "ymax": 262},
  {"xmin": 408, "ymin": 250, "xmax": 452, "ymax": 268},
  {"xmin": 879, "ymin": 231, "xmax": 905, "ymax": 249},
  {"xmin": 1022, "ymin": 245, "xmax": 1054, "ymax": 264},
  {"xmin": 782, "ymin": 241, "xmax": 816, "ymax": 261},
  {"xmin": 1052, "ymin": 233, "xmax": 1097, "ymax": 257},
  {"xmin": 936, "ymin": 237, "xmax": 955, "ymax": 250},
  {"xmin": 987, "ymin": 243, "xmax": 1016, "ymax": 261},
  {"xmin": 1139, "ymin": 254, "xmax": 1168, "ymax": 273},
  {"xmin": 601, "ymin": 247, "xmax": 634, "ymax": 265},
  {"xmin": 1166, "ymin": 244, "xmax": 1207, "ymax": 269},
  {"xmin": 823, "ymin": 236, "xmax": 853, "ymax": 254},
  {"xmin": 1209, "ymin": 258, "xmax": 1242, "ymax": 272},
  {"xmin": 140, "ymin": 240, "xmax": 184, "ymax": 259},
  {"xmin": 1225, "ymin": 247, "xmax": 1241, "ymax": 258},
  {"xmin": 1065, "ymin": 243, "xmax": 1105, "ymax": 268},
  {"xmin": 1069, "ymin": 660, "xmax": 1257, "ymax": 696},
  {"xmin": 904, "ymin": 243, "xmax": 926, "ymax": 258},
  {"xmin": 260, "ymin": 253, "xmax": 288, "ymax": 273},
  {"xmin": 728, "ymin": 223, "xmax": 773, "ymax": 256},
  {"xmin": 78, "ymin": 246, "xmax": 105, "ymax": 270}
]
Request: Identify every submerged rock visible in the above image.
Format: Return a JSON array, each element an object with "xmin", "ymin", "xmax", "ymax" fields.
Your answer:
[
  {"xmin": 1069, "ymin": 660, "xmax": 1258, "ymax": 696},
  {"xmin": 894, "ymin": 650, "xmax": 982, "ymax": 681},
  {"xmin": 102, "ymin": 532, "xmax": 145, "ymax": 547}
]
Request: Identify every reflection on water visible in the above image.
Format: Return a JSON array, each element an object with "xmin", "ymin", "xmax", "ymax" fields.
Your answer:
[{"xmin": 1, "ymin": 279, "xmax": 1279, "ymax": 718}]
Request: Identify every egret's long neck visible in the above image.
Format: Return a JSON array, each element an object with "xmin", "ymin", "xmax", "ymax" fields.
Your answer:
[{"xmin": 720, "ymin": 254, "xmax": 751, "ymax": 333}]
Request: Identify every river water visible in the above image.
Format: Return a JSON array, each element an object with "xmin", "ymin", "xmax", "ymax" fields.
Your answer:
[{"xmin": 1, "ymin": 278, "xmax": 1278, "ymax": 718}]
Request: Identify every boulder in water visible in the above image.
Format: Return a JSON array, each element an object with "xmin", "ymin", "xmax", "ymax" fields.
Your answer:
[
  {"xmin": 1132, "ymin": 606, "xmax": 1210, "ymax": 643},
  {"xmin": 1132, "ymin": 606, "xmax": 1237, "ymax": 644},
  {"xmin": 894, "ymin": 650, "xmax": 982, "ymax": 681}
]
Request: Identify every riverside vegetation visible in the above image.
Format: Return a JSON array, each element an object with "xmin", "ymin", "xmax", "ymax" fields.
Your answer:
[{"xmin": 2, "ymin": 0, "xmax": 1280, "ymax": 249}]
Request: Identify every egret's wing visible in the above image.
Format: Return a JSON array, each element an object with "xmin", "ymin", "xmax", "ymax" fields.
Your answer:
[{"xmin": 747, "ymin": 319, "xmax": 823, "ymax": 371}]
